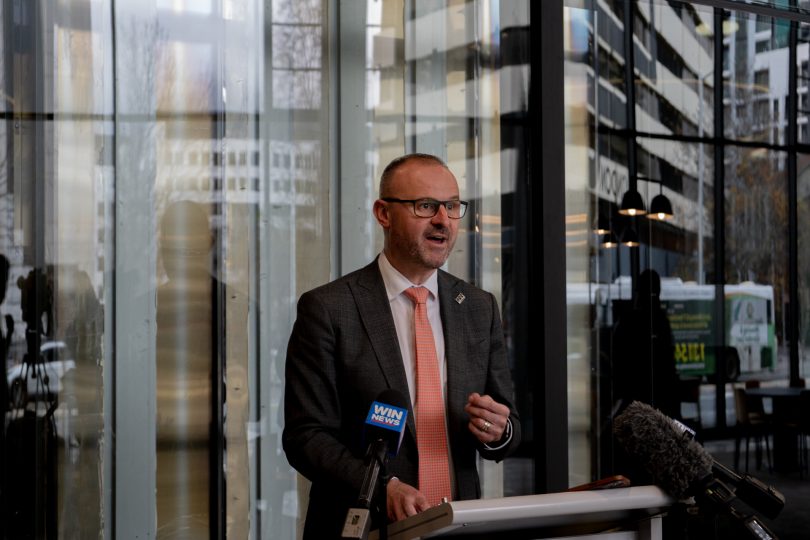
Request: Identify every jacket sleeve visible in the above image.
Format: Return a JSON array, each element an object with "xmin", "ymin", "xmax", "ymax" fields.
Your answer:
[
  {"xmin": 281, "ymin": 290, "xmax": 367, "ymax": 493},
  {"xmin": 477, "ymin": 291, "xmax": 522, "ymax": 462}
]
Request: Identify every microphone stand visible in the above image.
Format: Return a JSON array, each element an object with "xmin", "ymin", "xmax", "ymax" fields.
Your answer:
[
  {"xmin": 341, "ymin": 439, "xmax": 389, "ymax": 540},
  {"xmin": 712, "ymin": 461, "xmax": 784, "ymax": 519},
  {"xmin": 379, "ymin": 466, "xmax": 389, "ymax": 540},
  {"xmin": 698, "ymin": 477, "xmax": 778, "ymax": 540}
]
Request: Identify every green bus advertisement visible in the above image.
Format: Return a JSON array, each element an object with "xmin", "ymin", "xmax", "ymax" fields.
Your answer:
[
  {"xmin": 574, "ymin": 278, "xmax": 778, "ymax": 381},
  {"xmin": 662, "ymin": 281, "xmax": 776, "ymax": 380}
]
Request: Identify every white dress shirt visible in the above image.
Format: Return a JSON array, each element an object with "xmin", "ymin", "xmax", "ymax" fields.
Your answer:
[
  {"xmin": 377, "ymin": 253, "xmax": 512, "ymax": 476},
  {"xmin": 378, "ymin": 253, "xmax": 446, "ymax": 410}
]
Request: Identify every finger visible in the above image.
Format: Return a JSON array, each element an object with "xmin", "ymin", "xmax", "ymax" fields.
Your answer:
[
  {"xmin": 417, "ymin": 491, "xmax": 429, "ymax": 508},
  {"xmin": 469, "ymin": 419, "xmax": 494, "ymax": 442},
  {"xmin": 395, "ymin": 493, "xmax": 415, "ymax": 521},
  {"xmin": 403, "ymin": 501, "xmax": 418, "ymax": 519},
  {"xmin": 471, "ymin": 417, "xmax": 505, "ymax": 441},
  {"xmin": 465, "ymin": 403, "xmax": 500, "ymax": 422},
  {"xmin": 465, "ymin": 396, "xmax": 509, "ymax": 418},
  {"xmin": 388, "ymin": 497, "xmax": 399, "ymax": 521},
  {"xmin": 472, "ymin": 394, "xmax": 511, "ymax": 417},
  {"xmin": 465, "ymin": 404, "xmax": 507, "ymax": 430}
]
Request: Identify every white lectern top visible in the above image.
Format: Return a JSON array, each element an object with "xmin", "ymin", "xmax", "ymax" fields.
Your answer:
[{"xmin": 371, "ymin": 485, "xmax": 672, "ymax": 539}]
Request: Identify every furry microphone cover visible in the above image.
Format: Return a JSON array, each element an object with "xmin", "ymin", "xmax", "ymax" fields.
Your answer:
[{"xmin": 613, "ymin": 401, "xmax": 713, "ymax": 499}]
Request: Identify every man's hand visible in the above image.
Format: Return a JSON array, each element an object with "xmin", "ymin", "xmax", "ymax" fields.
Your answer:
[
  {"xmin": 386, "ymin": 477, "xmax": 429, "ymax": 522},
  {"xmin": 464, "ymin": 392, "xmax": 510, "ymax": 444}
]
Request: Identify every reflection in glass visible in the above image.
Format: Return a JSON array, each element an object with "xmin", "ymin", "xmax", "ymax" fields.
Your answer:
[
  {"xmin": 565, "ymin": 1, "xmax": 719, "ymax": 485},
  {"xmin": 156, "ymin": 201, "xmax": 215, "ymax": 538},
  {"xmin": 336, "ymin": 0, "xmax": 531, "ymax": 498},
  {"xmin": 798, "ymin": 154, "xmax": 810, "ymax": 382},
  {"xmin": 725, "ymin": 147, "xmax": 787, "ymax": 381},
  {"xmin": 723, "ymin": 10, "xmax": 787, "ymax": 144},
  {"xmin": 1, "ymin": 1, "xmax": 110, "ymax": 537},
  {"xmin": 612, "ymin": 269, "xmax": 680, "ymax": 419}
]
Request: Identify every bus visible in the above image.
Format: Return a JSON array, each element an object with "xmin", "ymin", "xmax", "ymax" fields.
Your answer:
[
  {"xmin": 572, "ymin": 278, "xmax": 777, "ymax": 381},
  {"xmin": 662, "ymin": 279, "xmax": 776, "ymax": 380}
]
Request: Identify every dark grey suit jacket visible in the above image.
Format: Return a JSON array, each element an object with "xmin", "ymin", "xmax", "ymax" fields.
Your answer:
[{"xmin": 282, "ymin": 259, "xmax": 521, "ymax": 538}]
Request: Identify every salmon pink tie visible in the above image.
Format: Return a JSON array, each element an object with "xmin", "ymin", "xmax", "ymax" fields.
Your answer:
[{"xmin": 403, "ymin": 286, "xmax": 452, "ymax": 506}]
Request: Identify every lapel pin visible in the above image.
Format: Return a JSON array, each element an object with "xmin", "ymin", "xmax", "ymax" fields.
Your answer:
[{"xmin": 454, "ymin": 292, "xmax": 466, "ymax": 304}]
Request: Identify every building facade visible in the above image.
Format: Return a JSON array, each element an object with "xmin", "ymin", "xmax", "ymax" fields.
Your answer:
[{"xmin": 0, "ymin": 1, "xmax": 808, "ymax": 538}]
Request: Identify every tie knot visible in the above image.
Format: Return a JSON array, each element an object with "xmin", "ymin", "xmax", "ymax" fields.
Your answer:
[{"xmin": 403, "ymin": 286, "xmax": 430, "ymax": 305}]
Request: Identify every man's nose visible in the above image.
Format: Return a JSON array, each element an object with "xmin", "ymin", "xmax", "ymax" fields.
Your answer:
[{"xmin": 431, "ymin": 203, "xmax": 451, "ymax": 225}]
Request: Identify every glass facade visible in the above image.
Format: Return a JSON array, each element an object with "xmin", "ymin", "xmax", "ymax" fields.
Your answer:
[
  {"xmin": 0, "ymin": 1, "xmax": 531, "ymax": 538},
  {"xmin": 563, "ymin": 0, "xmax": 810, "ymax": 502},
  {"xmin": 2, "ymin": 0, "xmax": 810, "ymax": 538}
]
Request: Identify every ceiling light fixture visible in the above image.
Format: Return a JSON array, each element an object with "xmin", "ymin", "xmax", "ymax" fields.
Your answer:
[
  {"xmin": 621, "ymin": 227, "xmax": 640, "ymax": 247},
  {"xmin": 618, "ymin": 189, "xmax": 646, "ymax": 216},
  {"xmin": 601, "ymin": 232, "xmax": 618, "ymax": 249},
  {"xmin": 647, "ymin": 180, "xmax": 674, "ymax": 221}
]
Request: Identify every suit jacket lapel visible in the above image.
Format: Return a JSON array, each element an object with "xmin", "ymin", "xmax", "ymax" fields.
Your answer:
[
  {"xmin": 350, "ymin": 261, "xmax": 416, "ymax": 436},
  {"xmin": 438, "ymin": 271, "xmax": 467, "ymax": 429}
]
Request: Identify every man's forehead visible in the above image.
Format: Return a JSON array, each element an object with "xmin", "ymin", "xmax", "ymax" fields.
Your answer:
[{"xmin": 389, "ymin": 161, "xmax": 459, "ymax": 194}]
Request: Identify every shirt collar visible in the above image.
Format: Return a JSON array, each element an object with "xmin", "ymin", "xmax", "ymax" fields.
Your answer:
[{"xmin": 378, "ymin": 252, "xmax": 439, "ymax": 302}]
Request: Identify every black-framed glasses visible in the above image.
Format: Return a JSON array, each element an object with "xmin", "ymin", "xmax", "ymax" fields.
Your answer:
[{"xmin": 381, "ymin": 197, "xmax": 469, "ymax": 219}]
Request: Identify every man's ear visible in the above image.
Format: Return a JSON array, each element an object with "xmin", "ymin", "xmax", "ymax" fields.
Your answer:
[{"xmin": 373, "ymin": 199, "xmax": 390, "ymax": 229}]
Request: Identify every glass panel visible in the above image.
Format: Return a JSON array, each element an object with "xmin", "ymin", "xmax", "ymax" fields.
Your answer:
[
  {"xmin": 336, "ymin": 0, "xmax": 531, "ymax": 498},
  {"xmin": 1, "ymin": 1, "xmax": 112, "ymax": 537},
  {"xmin": 637, "ymin": 138, "xmax": 717, "ymax": 424},
  {"xmin": 724, "ymin": 146, "xmax": 791, "ymax": 481},
  {"xmin": 724, "ymin": 10, "xmax": 787, "ymax": 144},
  {"xmin": 732, "ymin": 0, "xmax": 810, "ymax": 18},
  {"xmin": 564, "ymin": 2, "xmax": 595, "ymax": 488},
  {"xmin": 3, "ymin": 0, "xmax": 531, "ymax": 536},
  {"xmin": 259, "ymin": 1, "xmax": 331, "ymax": 538},
  {"xmin": 153, "ymin": 29, "xmax": 218, "ymax": 538},
  {"xmin": 220, "ymin": 4, "xmax": 265, "ymax": 540},
  {"xmin": 799, "ymin": 153, "xmax": 810, "ymax": 382},
  {"xmin": 565, "ymin": 0, "xmax": 719, "ymax": 485},
  {"xmin": 725, "ymin": 146, "xmax": 787, "ymax": 384},
  {"xmin": 798, "ymin": 22, "xmax": 810, "ymax": 145},
  {"xmin": 111, "ymin": 1, "xmax": 330, "ymax": 537}
]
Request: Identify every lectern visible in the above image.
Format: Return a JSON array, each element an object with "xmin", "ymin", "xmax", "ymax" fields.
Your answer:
[{"xmin": 370, "ymin": 486, "xmax": 672, "ymax": 539}]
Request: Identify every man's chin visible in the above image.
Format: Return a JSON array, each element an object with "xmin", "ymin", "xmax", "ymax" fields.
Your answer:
[{"xmin": 418, "ymin": 252, "xmax": 450, "ymax": 270}]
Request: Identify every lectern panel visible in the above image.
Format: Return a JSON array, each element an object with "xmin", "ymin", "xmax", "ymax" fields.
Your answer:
[{"xmin": 370, "ymin": 486, "xmax": 671, "ymax": 539}]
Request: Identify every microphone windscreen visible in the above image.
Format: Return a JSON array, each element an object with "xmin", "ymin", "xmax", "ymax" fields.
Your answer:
[
  {"xmin": 364, "ymin": 389, "xmax": 409, "ymax": 456},
  {"xmin": 613, "ymin": 401, "xmax": 713, "ymax": 499},
  {"xmin": 375, "ymin": 388, "xmax": 408, "ymax": 410}
]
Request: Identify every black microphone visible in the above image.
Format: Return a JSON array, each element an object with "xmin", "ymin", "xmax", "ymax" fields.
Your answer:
[
  {"xmin": 342, "ymin": 389, "xmax": 409, "ymax": 540},
  {"xmin": 712, "ymin": 460, "xmax": 784, "ymax": 520},
  {"xmin": 614, "ymin": 401, "xmax": 783, "ymax": 539},
  {"xmin": 613, "ymin": 401, "xmax": 713, "ymax": 499}
]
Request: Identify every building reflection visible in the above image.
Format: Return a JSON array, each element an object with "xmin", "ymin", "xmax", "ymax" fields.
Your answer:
[{"xmin": 156, "ymin": 201, "xmax": 216, "ymax": 538}]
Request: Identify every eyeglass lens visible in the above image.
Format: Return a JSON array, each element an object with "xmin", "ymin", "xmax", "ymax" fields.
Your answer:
[{"xmin": 413, "ymin": 199, "xmax": 466, "ymax": 218}]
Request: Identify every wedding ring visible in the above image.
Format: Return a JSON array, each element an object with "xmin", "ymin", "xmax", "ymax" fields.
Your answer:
[{"xmin": 482, "ymin": 420, "xmax": 491, "ymax": 433}]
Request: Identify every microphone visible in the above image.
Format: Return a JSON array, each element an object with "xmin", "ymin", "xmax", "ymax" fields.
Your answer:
[
  {"xmin": 613, "ymin": 401, "xmax": 713, "ymax": 499},
  {"xmin": 712, "ymin": 460, "xmax": 784, "ymax": 520},
  {"xmin": 363, "ymin": 389, "xmax": 409, "ymax": 457},
  {"xmin": 614, "ymin": 401, "xmax": 783, "ymax": 539},
  {"xmin": 342, "ymin": 389, "xmax": 409, "ymax": 540}
]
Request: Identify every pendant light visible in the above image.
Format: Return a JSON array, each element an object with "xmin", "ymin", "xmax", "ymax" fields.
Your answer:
[
  {"xmin": 647, "ymin": 181, "xmax": 673, "ymax": 221},
  {"xmin": 618, "ymin": 188, "xmax": 646, "ymax": 216},
  {"xmin": 593, "ymin": 214, "xmax": 611, "ymax": 235},
  {"xmin": 601, "ymin": 232, "xmax": 618, "ymax": 249},
  {"xmin": 648, "ymin": 192, "xmax": 674, "ymax": 221},
  {"xmin": 621, "ymin": 226, "xmax": 640, "ymax": 247}
]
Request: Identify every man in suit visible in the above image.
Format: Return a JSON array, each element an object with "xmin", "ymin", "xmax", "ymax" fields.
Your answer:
[{"xmin": 283, "ymin": 153, "xmax": 521, "ymax": 538}]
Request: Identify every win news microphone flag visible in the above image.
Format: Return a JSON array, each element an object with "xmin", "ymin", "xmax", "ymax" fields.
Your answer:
[
  {"xmin": 365, "ymin": 391, "xmax": 408, "ymax": 456},
  {"xmin": 342, "ymin": 389, "xmax": 408, "ymax": 540}
]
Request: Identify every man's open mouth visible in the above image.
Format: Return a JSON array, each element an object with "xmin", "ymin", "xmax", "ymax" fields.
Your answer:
[{"xmin": 427, "ymin": 234, "xmax": 447, "ymax": 244}]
